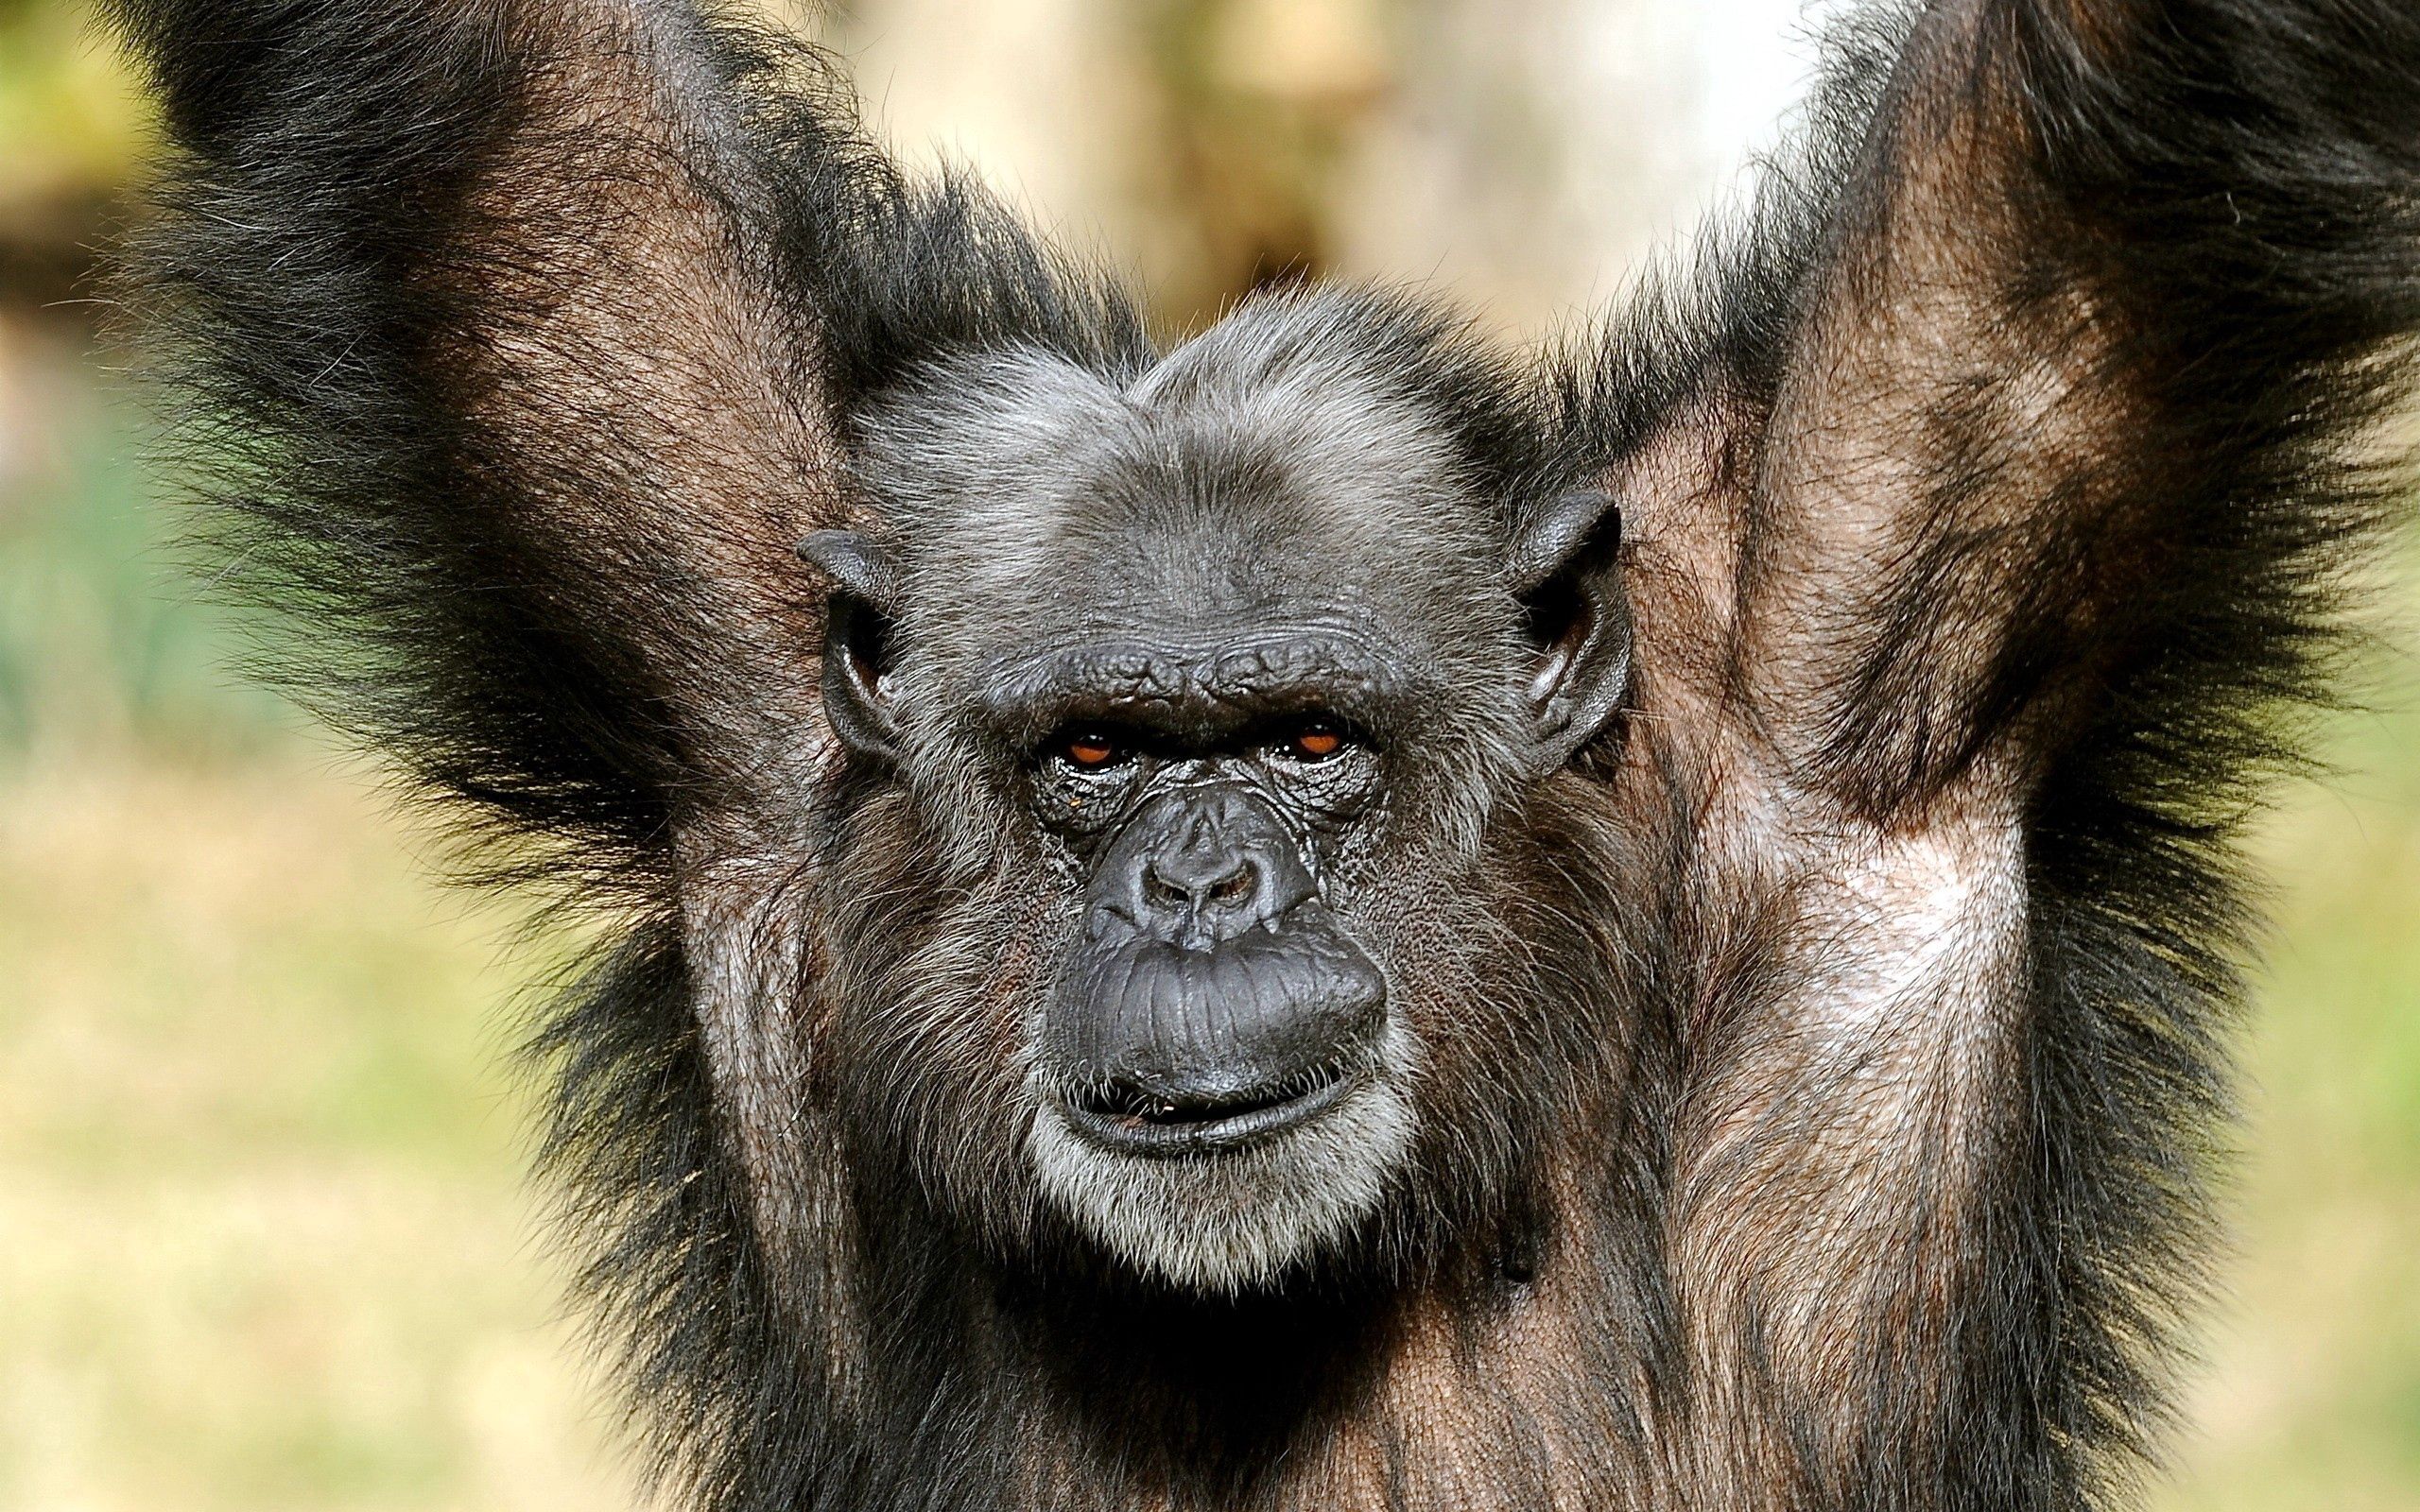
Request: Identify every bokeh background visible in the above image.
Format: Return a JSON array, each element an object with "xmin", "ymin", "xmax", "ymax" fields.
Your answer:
[{"xmin": 2, "ymin": 0, "xmax": 2414, "ymax": 1506}]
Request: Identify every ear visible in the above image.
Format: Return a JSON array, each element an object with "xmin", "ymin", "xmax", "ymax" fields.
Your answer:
[
  {"xmin": 1509, "ymin": 488, "xmax": 1631, "ymax": 775},
  {"xmin": 798, "ymin": 529, "xmax": 905, "ymax": 765}
]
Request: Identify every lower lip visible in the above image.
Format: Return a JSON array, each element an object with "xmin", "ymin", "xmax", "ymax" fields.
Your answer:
[{"xmin": 1058, "ymin": 1069, "xmax": 1363, "ymax": 1157}]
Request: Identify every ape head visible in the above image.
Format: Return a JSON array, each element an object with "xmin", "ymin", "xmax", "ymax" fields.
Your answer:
[{"xmin": 803, "ymin": 294, "xmax": 1636, "ymax": 1294}]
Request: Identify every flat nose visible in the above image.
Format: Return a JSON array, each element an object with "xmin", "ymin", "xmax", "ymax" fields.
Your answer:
[
  {"xmin": 1143, "ymin": 812, "xmax": 1259, "ymax": 913},
  {"xmin": 1108, "ymin": 787, "xmax": 1309, "ymax": 946}
]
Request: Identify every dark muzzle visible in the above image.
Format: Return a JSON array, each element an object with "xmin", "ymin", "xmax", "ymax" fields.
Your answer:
[{"xmin": 1046, "ymin": 784, "xmax": 1387, "ymax": 1153}]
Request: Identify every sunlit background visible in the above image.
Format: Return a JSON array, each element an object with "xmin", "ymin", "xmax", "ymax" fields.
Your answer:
[{"xmin": 1, "ymin": 0, "xmax": 2414, "ymax": 1506}]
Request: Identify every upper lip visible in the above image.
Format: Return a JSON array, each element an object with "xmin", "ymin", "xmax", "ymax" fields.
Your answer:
[{"xmin": 1054, "ymin": 1062, "xmax": 1362, "ymax": 1156}]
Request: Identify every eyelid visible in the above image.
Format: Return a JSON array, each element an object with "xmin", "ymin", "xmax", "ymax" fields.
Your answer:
[
  {"xmin": 1273, "ymin": 715, "xmax": 1359, "ymax": 762},
  {"xmin": 1046, "ymin": 725, "xmax": 1140, "ymax": 771},
  {"xmin": 1031, "ymin": 713, "xmax": 1374, "ymax": 770}
]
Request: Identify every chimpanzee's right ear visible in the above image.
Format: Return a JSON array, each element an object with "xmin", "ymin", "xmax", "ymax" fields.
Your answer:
[{"xmin": 798, "ymin": 530, "xmax": 904, "ymax": 764}]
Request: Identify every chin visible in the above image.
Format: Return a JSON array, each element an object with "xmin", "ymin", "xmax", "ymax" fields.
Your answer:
[{"xmin": 1025, "ymin": 1066, "xmax": 1417, "ymax": 1296}]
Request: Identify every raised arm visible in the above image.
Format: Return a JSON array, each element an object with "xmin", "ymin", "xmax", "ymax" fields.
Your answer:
[
  {"xmin": 112, "ymin": 0, "xmax": 858, "ymax": 876},
  {"xmin": 112, "ymin": 0, "xmax": 1137, "ymax": 875},
  {"xmin": 1578, "ymin": 0, "xmax": 2420, "ymax": 1500},
  {"xmin": 109, "ymin": 9, "xmax": 1147, "ymax": 1486},
  {"xmin": 1613, "ymin": 0, "xmax": 2420, "ymax": 810}
]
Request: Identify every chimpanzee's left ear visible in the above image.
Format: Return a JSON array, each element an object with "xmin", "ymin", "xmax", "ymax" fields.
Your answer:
[{"xmin": 1508, "ymin": 487, "xmax": 1631, "ymax": 775}]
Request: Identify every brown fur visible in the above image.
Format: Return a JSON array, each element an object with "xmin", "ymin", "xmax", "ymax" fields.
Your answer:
[{"xmin": 108, "ymin": 0, "xmax": 2420, "ymax": 1505}]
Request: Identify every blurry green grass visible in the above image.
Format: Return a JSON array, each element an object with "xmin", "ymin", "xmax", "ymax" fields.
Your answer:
[
  {"xmin": 0, "ymin": 375, "xmax": 639, "ymax": 1508},
  {"xmin": 1, "ymin": 369, "xmax": 2415, "ymax": 1509},
  {"xmin": 0, "ymin": 762, "xmax": 634, "ymax": 1511},
  {"xmin": 2162, "ymin": 689, "xmax": 2420, "ymax": 1509},
  {"xmin": 0, "ymin": 371, "xmax": 291, "ymax": 760}
]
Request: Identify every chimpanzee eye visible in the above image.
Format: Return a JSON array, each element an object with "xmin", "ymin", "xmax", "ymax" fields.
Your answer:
[
  {"xmin": 1287, "ymin": 719, "xmax": 1349, "ymax": 762},
  {"xmin": 1061, "ymin": 731, "xmax": 1123, "ymax": 768}
]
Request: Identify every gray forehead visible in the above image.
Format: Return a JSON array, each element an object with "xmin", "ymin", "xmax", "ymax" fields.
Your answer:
[{"xmin": 856, "ymin": 301, "xmax": 1509, "ymax": 650}]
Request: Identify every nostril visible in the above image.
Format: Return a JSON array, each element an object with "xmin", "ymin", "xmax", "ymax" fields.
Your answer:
[
  {"xmin": 1207, "ymin": 861, "xmax": 1257, "ymax": 907},
  {"xmin": 1142, "ymin": 865, "xmax": 1189, "ymax": 910},
  {"xmin": 1141, "ymin": 855, "xmax": 1257, "ymax": 912}
]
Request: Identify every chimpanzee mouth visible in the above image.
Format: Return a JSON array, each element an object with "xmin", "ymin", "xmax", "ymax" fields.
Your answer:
[
  {"xmin": 1028, "ymin": 1039, "xmax": 1414, "ymax": 1290},
  {"xmin": 1058, "ymin": 1061, "xmax": 1364, "ymax": 1156}
]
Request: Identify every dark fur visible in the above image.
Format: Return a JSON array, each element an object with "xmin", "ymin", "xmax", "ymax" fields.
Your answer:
[{"xmin": 106, "ymin": 1, "xmax": 2420, "ymax": 1508}]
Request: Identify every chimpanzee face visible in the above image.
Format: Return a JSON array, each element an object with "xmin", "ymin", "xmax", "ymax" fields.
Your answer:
[{"xmin": 805, "ymin": 296, "xmax": 1630, "ymax": 1292}]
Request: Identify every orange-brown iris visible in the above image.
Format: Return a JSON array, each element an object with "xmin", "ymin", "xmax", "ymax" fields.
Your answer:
[
  {"xmin": 1292, "ymin": 724, "xmax": 1344, "ymax": 760},
  {"xmin": 1064, "ymin": 733, "xmax": 1119, "ymax": 767}
]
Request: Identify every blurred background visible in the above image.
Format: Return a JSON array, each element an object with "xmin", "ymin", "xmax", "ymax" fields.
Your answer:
[{"xmin": 0, "ymin": 0, "xmax": 2413, "ymax": 1506}]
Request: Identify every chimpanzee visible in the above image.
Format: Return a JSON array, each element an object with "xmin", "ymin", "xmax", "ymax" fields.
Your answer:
[{"xmin": 107, "ymin": 0, "xmax": 2420, "ymax": 1506}]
